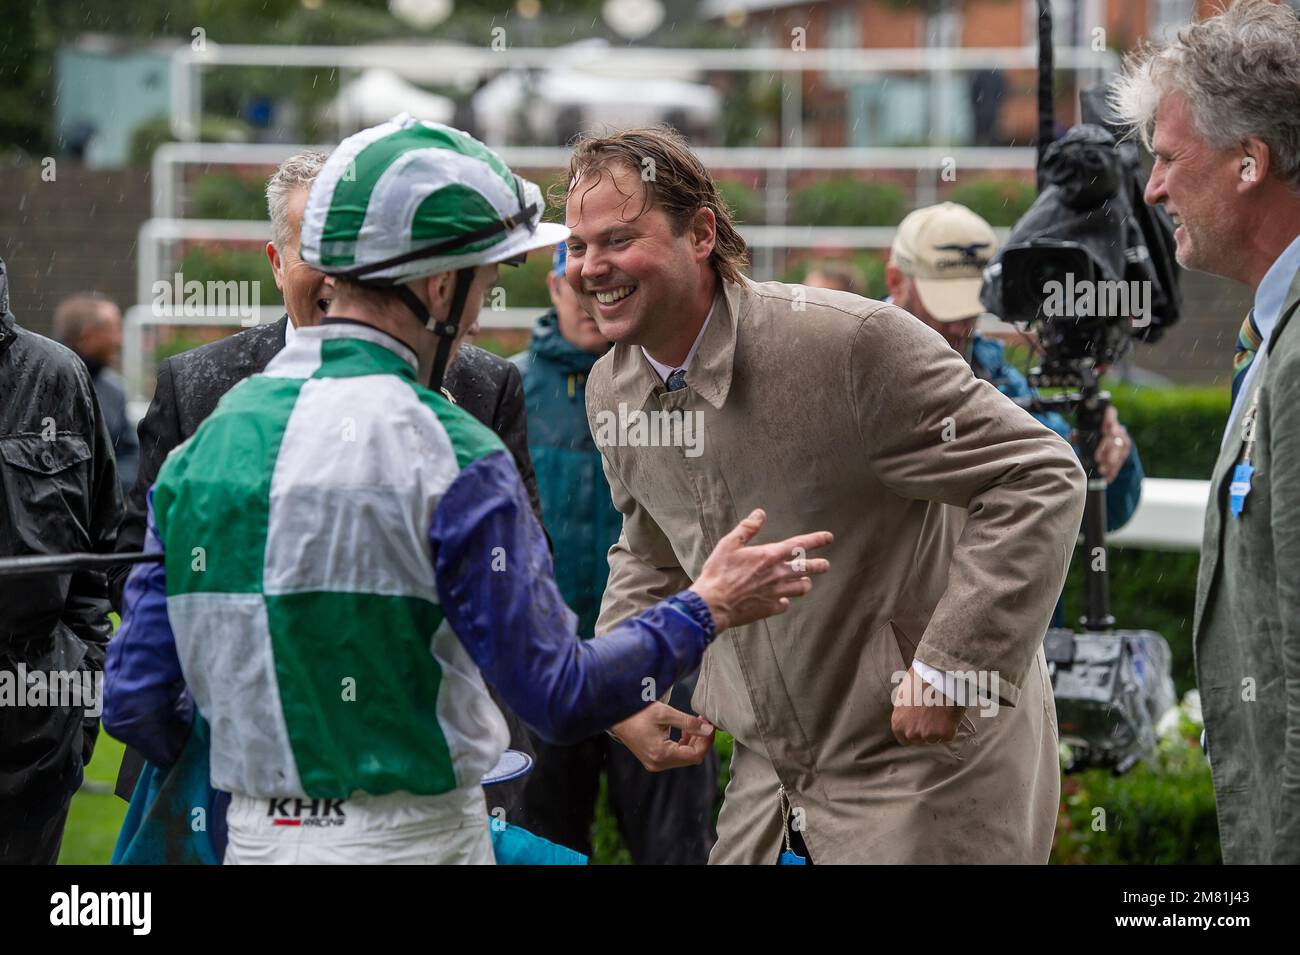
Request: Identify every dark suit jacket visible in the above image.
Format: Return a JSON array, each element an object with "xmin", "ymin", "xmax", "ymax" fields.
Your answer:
[{"xmin": 109, "ymin": 315, "xmax": 542, "ymax": 812}]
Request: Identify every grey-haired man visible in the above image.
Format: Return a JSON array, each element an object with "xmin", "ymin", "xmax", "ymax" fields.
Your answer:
[{"xmin": 1114, "ymin": 0, "xmax": 1300, "ymax": 863}]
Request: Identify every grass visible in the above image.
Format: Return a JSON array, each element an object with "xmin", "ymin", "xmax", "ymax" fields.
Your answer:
[{"xmin": 57, "ymin": 732, "xmax": 129, "ymax": 865}]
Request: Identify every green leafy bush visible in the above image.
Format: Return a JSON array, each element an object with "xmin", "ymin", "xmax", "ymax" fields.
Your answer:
[
  {"xmin": 716, "ymin": 178, "xmax": 761, "ymax": 225},
  {"xmin": 1108, "ymin": 383, "xmax": 1229, "ymax": 479},
  {"xmin": 128, "ymin": 114, "xmax": 252, "ymax": 167},
  {"xmin": 492, "ymin": 251, "xmax": 553, "ymax": 311},
  {"xmin": 1053, "ymin": 699, "xmax": 1219, "ymax": 864},
  {"xmin": 945, "ymin": 177, "xmax": 1037, "ymax": 226},
  {"xmin": 192, "ymin": 170, "xmax": 268, "ymax": 221},
  {"xmin": 789, "ymin": 178, "xmax": 906, "ymax": 227},
  {"xmin": 173, "ymin": 246, "xmax": 279, "ymax": 300}
]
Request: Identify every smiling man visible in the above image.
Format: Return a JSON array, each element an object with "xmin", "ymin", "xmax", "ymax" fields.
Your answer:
[
  {"xmin": 1112, "ymin": 0, "xmax": 1300, "ymax": 864},
  {"xmin": 565, "ymin": 126, "xmax": 1086, "ymax": 864}
]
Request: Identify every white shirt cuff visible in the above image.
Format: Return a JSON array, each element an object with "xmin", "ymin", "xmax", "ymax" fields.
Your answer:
[{"xmin": 911, "ymin": 659, "xmax": 963, "ymax": 706}]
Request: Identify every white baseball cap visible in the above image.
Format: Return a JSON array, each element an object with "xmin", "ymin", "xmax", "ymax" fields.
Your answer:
[{"xmin": 890, "ymin": 202, "xmax": 998, "ymax": 322}]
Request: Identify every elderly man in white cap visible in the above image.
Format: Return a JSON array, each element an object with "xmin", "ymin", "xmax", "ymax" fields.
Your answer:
[{"xmin": 886, "ymin": 201, "xmax": 1144, "ymax": 621}]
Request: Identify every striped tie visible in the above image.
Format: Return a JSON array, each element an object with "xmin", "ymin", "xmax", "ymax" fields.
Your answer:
[
  {"xmin": 1231, "ymin": 308, "xmax": 1262, "ymax": 407},
  {"xmin": 666, "ymin": 368, "xmax": 687, "ymax": 392}
]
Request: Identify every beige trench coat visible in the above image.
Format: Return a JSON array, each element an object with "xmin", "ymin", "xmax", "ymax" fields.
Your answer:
[{"xmin": 588, "ymin": 277, "xmax": 1085, "ymax": 864}]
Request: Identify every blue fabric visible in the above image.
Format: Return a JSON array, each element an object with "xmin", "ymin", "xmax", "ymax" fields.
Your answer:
[
  {"xmin": 970, "ymin": 334, "xmax": 1143, "ymax": 533},
  {"xmin": 490, "ymin": 820, "xmax": 587, "ymax": 865},
  {"xmin": 111, "ymin": 714, "xmax": 228, "ymax": 865},
  {"xmin": 102, "ymin": 491, "xmax": 194, "ymax": 767},
  {"xmin": 511, "ymin": 312, "xmax": 621, "ymax": 636},
  {"xmin": 430, "ymin": 448, "xmax": 714, "ymax": 745}
]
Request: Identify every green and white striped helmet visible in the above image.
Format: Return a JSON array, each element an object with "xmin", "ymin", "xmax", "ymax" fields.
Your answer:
[{"xmin": 300, "ymin": 113, "xmax": 569, "ymax": 284}]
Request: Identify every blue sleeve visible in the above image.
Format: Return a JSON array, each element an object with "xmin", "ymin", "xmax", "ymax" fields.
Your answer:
[
  {"xmin": 979, "ymin": 337, "xmax": 1141, "ymax": 531},
  {"xmin": 1105, "ymin": 443, "xmax": 1143, "ymax": 532},
  {"xmin": 1032, "ymin": 409, "xmax": 1072, "ymax": 442},
  {"xmin": 430, "ymin": 449, "xmax": 715, "ymax": 745},
  {"xmin": 980, "ymin": 341, "xmax": 1073, "ymax": 439},
  {"xmin": 102, "ymin": 490, "xmax": 195, "ymax": 767}
]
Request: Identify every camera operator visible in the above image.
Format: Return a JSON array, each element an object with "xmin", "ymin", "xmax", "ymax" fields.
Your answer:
[{"xmin": 885, "ymin": 203, "xmax": 1144, "ymax": 614}]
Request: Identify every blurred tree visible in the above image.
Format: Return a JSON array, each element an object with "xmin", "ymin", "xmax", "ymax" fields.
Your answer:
[{"xmin": 0, "ymin": 2, "xmax": 53, "ymax": 154}]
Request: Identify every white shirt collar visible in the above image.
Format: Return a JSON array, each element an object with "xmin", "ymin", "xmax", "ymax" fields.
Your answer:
[
  {"xmin": 640, "ymin": 293, "xmax": 721, "ymax": 384},
  {"xmin": 1252, "ymin": 231, "xmax": 1300, "ymax": 348},
  {"xmin": 283, "ymin": 315, "xmax": 298, "ymax": 347}
]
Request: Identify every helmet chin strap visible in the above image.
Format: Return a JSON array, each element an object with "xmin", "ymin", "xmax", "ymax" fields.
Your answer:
[{"xmin": 392, "ymin": 267, "xmax": 476, "ymax": 392}]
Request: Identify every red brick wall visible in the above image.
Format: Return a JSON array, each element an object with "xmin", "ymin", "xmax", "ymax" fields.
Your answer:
[
  {"xmin": 963, "ymin": 0, "xmax": 1023, "ymax": 47},
  {"xmin": 0, "ymin": 162, "xmax": 150, "ymax": 338}
]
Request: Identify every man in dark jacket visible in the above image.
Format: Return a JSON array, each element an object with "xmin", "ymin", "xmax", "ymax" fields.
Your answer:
[
  {"xmin": 108, "ymin": 152, "xmax": 543, "ymax": 815},
  {"xmin": 510, "ymin": 245, "xmax": 719, "ymax": 864},
  {"xmin": 0, "ymin": 258, "xmax": 122, "ymax": 864}
]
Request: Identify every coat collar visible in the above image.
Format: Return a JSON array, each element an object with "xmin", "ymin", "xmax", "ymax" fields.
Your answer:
[{"xmin": 609, "ymin": 276, "xmax": 745, "ymax": 411}]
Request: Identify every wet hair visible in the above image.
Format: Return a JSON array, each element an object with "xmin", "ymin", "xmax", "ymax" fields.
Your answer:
[
  {"xmin": 266, "ymin": 150, "xmax": 329, "ymax": 251},
  {"xmin": 559, "ymin": 125, "xmax": 749, "ymax": 283}
]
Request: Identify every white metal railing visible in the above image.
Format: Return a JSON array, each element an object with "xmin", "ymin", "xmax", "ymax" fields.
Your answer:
[
  {"xmin": 150, "ymin": 140, "xmax": 1040, "ymax": 220},
  {"xmin": 169, "ymin": 41, "xmax": 1119, "ymax": 142},
  {"xmin": 1106, "ymin": 478, "xmax": 1210, "ymax": 551}
]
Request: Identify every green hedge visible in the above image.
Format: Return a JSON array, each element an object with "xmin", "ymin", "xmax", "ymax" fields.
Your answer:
[
  {"xmin": 1058, "ymin": 381, "xmax": 1229, "ymax": 695},
  {"xmin": 192, "ymin": 170, "xmax": 268, "ymax": 221},
  {"xmin": 1053, "ymin": 707, "xmax": 1220, "ymax": 864},
  {"xmin": 944, "ymin": 177, "xmax": 1036, "ymax": 227},
  {"xmin": 1108, "ymin": 382, "xmax": 1229, "ymax": 479},
  {"xmin": 789, "ymin": 178, "xmax": 906, "ymax": 227},
  {"xmin": 173, "ymin": 246, "xmax": 280, "ymax": 302},
  {"xmin": 716, "ymin": 178, "xmax": 761, "ymax": 226},
  {"xmin": 128, "ymin": 114, "xmax": 252, "ymax": 167},
  {"xmin": 492, "ymin": 251, "xmax": 553, "ymax": 310}
]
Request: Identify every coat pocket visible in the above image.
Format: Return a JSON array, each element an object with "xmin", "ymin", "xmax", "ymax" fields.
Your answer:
[
  {"xmin": 0, "ymin": 432, "xmax": 93, "ymax": 553},
  {"xmin": 874, "ymin": 619, "xmax": 978, "ymax": 760}
]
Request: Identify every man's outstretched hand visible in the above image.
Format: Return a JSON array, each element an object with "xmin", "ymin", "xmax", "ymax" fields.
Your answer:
[{"xmin": 689, "ymin": 508, "xmax": 832, "ymax": 632}]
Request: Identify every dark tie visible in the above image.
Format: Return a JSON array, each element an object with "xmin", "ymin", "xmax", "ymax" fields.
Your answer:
[
  {"xmin": 1231, "ymin": 308, "xmax": 1262, "ymax": 407},
  {"xmin": 666, "ymin": 368, "xmax": 687, "ymax": 392}
]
